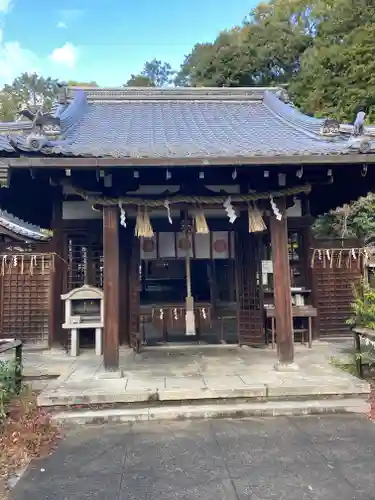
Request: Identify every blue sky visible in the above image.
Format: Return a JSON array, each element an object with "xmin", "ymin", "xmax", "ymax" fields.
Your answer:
[{"xmin": 0, "ymin": 0, "xmax": 256, "ymax": 87}]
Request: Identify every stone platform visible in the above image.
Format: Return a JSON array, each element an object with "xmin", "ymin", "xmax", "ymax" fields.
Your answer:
[{"xmin": 24, "ymin": 342, "xmax": 370, "ymax": 409}]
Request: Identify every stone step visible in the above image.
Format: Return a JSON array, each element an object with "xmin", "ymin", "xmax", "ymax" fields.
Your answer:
[
  {"xmin": 37, "ymin": 381, "xmax": 370, "ymax": 407},
  {"xmin": 52, "ymin": 398, "xmax": 370, "ymax": 425}
]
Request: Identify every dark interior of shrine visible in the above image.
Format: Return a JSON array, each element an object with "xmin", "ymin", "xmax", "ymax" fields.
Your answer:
[{"xmin": 141, "ymin": 260, "xmax": 213, "ymax": 304}]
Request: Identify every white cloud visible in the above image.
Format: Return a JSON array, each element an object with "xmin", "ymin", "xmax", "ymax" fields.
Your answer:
[
  {"xmin": 56, "ymin": 21, "xmax": 67, "ymax": 29},
  {"xmin": 0, "ymin": 29, "xmax": 80, "ymax": 86},
  {"xmin": 0, "ymin": 0, "xmax": 12, "ymax": 13},
  {"xmin": 49, "ymin": 42, "xmax": 78, "ymax": 69},
  {"xmin": 0, "ymin": 29, "xmax": 40, "ymax": 84}
]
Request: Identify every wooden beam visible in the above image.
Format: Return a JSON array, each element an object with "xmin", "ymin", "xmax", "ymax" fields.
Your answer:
[
  {"xmin": 103, "ymin": 205, "xmax": 120, "ymax": 370},
  {"xmin": 270, "ymin": 197, "xmax": 294, "ymax": 365}
]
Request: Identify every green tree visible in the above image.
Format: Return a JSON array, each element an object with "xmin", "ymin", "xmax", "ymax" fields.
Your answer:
[
  {"xmin": 125, "ymin": 74, "xmax": 155, "ymax": 87},
  {"xmin": 175, "ymin": 29, "xmax": 262, "ymax": 87},
  {"xmin": 125, "ymin": 59, "xmax": 174, "ymax": 87},
  {"xmin": 174, "ymin": 43, "xmax": 214, "ymax": 86},
  {"xmin": 175, "ymin": 0, "xmax": 313, "ymax": 87},
  {"xmin": 313, "ymin": 194, "xmax": 375, "ymax": 240},
  {"xmin": 290, "ymin": 0, "xmax": 375, "ymax": 121},
  {"xmin": 142, "ymin": 59, "xmax": 174, "ymax": 87},
  {"xmin": 3, "ymin": 72, "xmax": 59, "ymax": 112},
  {"xmin": 0, "ymin": 92, "xmax": 19, "ymax": 122}
]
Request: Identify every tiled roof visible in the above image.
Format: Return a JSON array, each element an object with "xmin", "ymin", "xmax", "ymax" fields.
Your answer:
[
  {"xmin": 0, "ymin": 119, "xmax": 36, "ymax": 154},
  {"xmin": 0, "ymin": 135, "xmax": 14, "ymax": 153},
  {"xmin": 0, "ymin": 86, "xmax": 372, "ymax": 160},
  {"xmin": 0, "ymin": 210, "xmax": 52, "ymax": 241}
]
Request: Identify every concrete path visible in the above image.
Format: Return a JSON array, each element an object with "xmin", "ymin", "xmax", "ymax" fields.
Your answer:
[{"xmin": 10, "ymin": 415, "xmax": 375, "ymax": 499}]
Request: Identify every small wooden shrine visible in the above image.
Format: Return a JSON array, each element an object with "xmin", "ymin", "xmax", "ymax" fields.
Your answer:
[{"xmin": 1, "ymin": 85, "xmax": 375, "ymax": 371}]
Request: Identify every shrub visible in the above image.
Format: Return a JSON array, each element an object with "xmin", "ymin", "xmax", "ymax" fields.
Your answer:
[
  {"xmin": 347, "ymin": 280, "xmax": 375, "ymax": 329},
  {"xmin": 346, "ymin": 280, "xmax": 375, "ymax": 371},
  {"xmin": 0, "ymin": 360, "xmax": 20, "ymax": 420}
]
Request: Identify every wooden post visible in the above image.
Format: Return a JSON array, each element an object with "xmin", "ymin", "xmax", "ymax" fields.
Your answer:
[
  {"xmin": 270, "ymin": 197, "xmax": 295, "ymax": 367},
  {"xmin": 103, "ymin": 205, "xmax": 120, "ymax": 370},
  {"xmin": 49, "ymin": 186, "xmax": 64, "ymax": 347}
]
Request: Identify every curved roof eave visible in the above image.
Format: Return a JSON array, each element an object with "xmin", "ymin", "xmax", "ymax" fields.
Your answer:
[{"xmin": 0, "ymin": 209, "xmax": 52, "ymax": 241}]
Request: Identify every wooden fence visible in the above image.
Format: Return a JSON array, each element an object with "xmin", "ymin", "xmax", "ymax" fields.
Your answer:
[
  {"xmin": 0, "ymin": 252, "xmax": 55, "ymax": 345},
  {"xmin": 312, "ymin": 238, "xmax": 363, "ymax": 338}
]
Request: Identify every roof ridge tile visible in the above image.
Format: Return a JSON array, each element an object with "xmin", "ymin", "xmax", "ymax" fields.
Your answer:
[{"xmin": 66, "ymin": 86, "xmax": 283, "ymax": 103}]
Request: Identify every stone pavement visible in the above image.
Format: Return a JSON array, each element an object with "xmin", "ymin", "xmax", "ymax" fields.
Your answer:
[
  {"xmin": 10, "ymin": 415, "xmax": 375, "ymax": 499},
  {"xmin": 32, "ymin": 342, "xmax": 369, "ymax": 407},
  {"xmin": 1, "ymin": 341, "xmax": 369, "ymax": 407}
]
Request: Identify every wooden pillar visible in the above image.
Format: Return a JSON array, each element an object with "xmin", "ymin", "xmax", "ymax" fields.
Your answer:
[
  {"xmin": 49, "ymin": 186, "xmax": 64, "ymax": 347},
  {"xmin": 103, "ymin": 205, "xmax": 120, "ymax": 370},
  {"xmin": 269, "ymin": 197, "xmax": 294, "ymax": 366}
]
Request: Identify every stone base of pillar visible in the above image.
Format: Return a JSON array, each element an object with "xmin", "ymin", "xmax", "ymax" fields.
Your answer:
[
  {"xmin": 95, "ymin": 369, "xmax": 124, "ymax": 379},
  {"xmin": 274, "ymin": 361, "xmax": 300, "ymax": 372}
]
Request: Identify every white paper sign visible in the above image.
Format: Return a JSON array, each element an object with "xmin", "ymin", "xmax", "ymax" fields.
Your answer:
[{"xmin": 261, "ymin": 260, "xmax": 273, "ymax": 274}]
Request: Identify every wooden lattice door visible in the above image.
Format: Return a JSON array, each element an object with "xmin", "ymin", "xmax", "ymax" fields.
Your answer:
[
  {"xmin": 0, "ymin": 254, "xmax": 52, "ymax": 344},
  {"xmin": 235, "ymin": 228, "xmax": 264, "ymax": 346},
  {"xmin": 65, "ymin": 231, "xmax": 103, "ymax": 291}
]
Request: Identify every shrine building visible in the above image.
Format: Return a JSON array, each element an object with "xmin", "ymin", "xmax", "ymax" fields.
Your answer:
[{"xmin": 0, "ymin": 85, "xmax": 374, "ymax": 371}]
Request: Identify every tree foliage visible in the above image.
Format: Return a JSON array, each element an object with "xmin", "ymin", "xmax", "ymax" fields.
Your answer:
[
  {"xmin": 3, "ymin": 73, "xmax": 59, "ymax": 111},
  {"xmin": 125, "ymin": 59, "xmax": 174, "ymax": 87},
  {"xmin": 175, "ymin": 0, "xmax": 313, "ymax": 87},
  {"xmin": 67, "ymin": 80, "xmax": 98, "ymax": 87},
  {"xmin": 313, "ymin": 194, "xmax": 375, "ymax": 240},
  {"xmin": 174, "ymin": 0, "xmax": 375, "ymax": 123},
  {"xmin": 0, "ymin": 76, "xmax": 100, "ymax": 121},
  {"xmin": 0, "ymin": 73, "xmax": 61, "ymax": 121},
  {"xmin": 0, "ymin": 92, "xmax": 19, "ymax": 122},
  {"xmin": 347, "ymin": 280, "xmax": 375, "ymax": 329},
  {"xmin": 125, "ymin": 74, "xmax": 155, "ymax": 87},
  {"xmin": 290, "ymin": 1, "xmax": 375, "ymax": 121}
]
